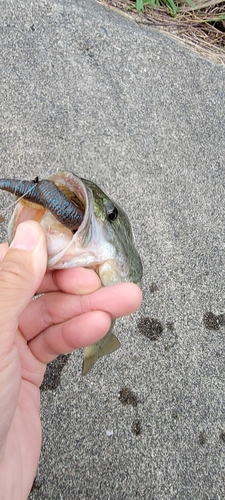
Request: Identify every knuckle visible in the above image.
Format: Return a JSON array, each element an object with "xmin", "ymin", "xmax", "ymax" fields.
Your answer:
[
  {"xmin": 39, "ymin": 296, "xmax": 54, "ymax": 329},
  {"xmin": 79, "ymin": 294, "xmax": 92, "ymax": 315}
]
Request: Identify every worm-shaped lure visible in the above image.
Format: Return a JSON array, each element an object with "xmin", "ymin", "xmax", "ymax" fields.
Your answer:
[{"xmin": 0, "ymin": 177, "xmax": 84, "ymax": 231}]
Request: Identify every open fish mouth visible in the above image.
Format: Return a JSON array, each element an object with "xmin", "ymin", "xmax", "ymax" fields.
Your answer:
[
  {"xmin": 0, "ymin": 172, "xmax": 94, "ymax": 268},
  {"xmin": 0, "ymin": 172, "xmax": 86, "ymax": 230},
  {"xmin": 0, "ymin": 171, "xmax": 129, "ymax": 278}
]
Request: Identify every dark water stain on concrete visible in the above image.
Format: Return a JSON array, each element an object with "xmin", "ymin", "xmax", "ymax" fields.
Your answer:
[
  {"xmin": 203, "ymin": 312, "xmax": 220, "ymax": 330},
  {"xmin": 118, "ymin": 388, "xmax": 142, "ymax": 437},
  {"xmin": 203, "ymin": 311, "xmax": 225, "ymax": 330},
  {"xmin": 149, "ymin": 282, "xmax": 158, "ymax": 294},
  {"xmin": 137, "ymin": 317, "xmax": 163, "ymax": 341},
  {"xmin": 40, "ymin": 354, "xmax": 71, "ymax": 391},
  {"xmin": 118, "ymin": 386, "xmax": 140, "ymax": 407}
]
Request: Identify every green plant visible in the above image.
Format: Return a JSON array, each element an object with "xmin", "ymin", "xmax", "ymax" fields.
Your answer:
[{"xmin": 135, "ymin": 0, "xmax": 195, "ymax": 17}]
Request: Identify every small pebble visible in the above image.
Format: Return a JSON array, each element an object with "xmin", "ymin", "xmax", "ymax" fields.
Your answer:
[{"xmin": 106, "ymin": 429, "xmax": 114, "ymax": 437}]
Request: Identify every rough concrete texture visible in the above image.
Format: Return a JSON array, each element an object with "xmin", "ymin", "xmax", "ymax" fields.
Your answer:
[{"xmin": 0, "ymin": 0, "xmax": 225, "ymax": 498}]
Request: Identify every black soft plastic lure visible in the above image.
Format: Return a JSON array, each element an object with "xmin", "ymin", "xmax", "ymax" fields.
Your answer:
[{"xmin": 0, "ymin": 177, "xmax": 84, "ymax": 231}]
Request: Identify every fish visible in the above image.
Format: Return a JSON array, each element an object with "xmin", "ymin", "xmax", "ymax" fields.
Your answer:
[{"xmin": 0, "ymin": 171, "xmax": 143, "ymax": 374}]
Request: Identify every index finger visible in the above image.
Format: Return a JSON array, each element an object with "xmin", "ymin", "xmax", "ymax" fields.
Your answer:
[{"xmin": 37, "ymin": 267, "xmax": 101, "ymax": 295}]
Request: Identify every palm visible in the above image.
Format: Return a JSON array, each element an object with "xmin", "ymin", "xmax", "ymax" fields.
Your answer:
[{"xmin": 0, "ymin": 327, "xmax": 44, "ymax": 498}]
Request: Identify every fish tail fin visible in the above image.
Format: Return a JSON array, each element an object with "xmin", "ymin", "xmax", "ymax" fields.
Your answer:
[
  {"xmin": 82, "ymin": 350, "xmax": 99, "ymax": 376},
  {"xmin": 82, "ymin": 333, "xmax": 121, "ymax": 376}
]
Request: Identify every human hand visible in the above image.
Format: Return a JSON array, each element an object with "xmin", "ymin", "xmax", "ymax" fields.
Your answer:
[{"xmin": 0, "ymin": 221, "xmax": 142, "ymax": 500}]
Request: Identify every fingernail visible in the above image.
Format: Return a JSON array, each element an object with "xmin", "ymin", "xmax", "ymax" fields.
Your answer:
[{"xmin": 10, "ymin": 222, "xmax": 39, "ymax": 251}]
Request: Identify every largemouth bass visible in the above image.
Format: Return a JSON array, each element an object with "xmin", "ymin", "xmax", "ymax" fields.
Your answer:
[{"xmin": 0, "ymin": 171, "xmax": 143, "ymax": 374}]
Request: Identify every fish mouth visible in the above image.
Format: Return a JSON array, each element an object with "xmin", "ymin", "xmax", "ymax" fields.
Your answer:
[
  {"xmin": 47, "ymin": 171, "xmax": 91, "ymax": 231},
  {"xmin": 8, "ymin": 171, "xmax": 92, "ymax": 266},
  {"xmin": 1, "ymin": 171, "xmax": 143, "ymax": 286}
]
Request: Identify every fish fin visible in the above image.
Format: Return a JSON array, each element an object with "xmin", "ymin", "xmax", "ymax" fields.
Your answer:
[
  {"xmin": 82, "ymin": 333, "xmax": 121, "ymax": 376},
  {"xmin": 98, "ymin": 333, "xmax": 121, "ymax": 358},
  {"xmin": 82, "ymin": 351, "xmax": 99, "ymax": 376}
]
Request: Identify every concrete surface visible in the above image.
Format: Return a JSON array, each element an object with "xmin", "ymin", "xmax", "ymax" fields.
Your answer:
[{"xmin": 1, "ymin": 0, "xmax": 225, "ymax": 499}]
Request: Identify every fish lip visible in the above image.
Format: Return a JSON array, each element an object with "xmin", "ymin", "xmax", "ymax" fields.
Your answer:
[{"xmin": 8, "ymin": 170, "xmax": 93, "ymax": 267}]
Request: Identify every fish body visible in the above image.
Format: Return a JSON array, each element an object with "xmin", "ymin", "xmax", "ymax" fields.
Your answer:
[{"xmin": 0, "ymin": 171, "xmax": 142, "ymax": 374}]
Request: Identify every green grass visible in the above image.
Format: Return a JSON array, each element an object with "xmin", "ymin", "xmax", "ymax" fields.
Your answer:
[
  {"xmin": 135, "ymin": 0, "xmax": 197, "ymax": 16},
  {"xmin": 135, "ymin": 0, "xmax": 178, "ymax": 17},
  {"xmin": 134, "ymin": 0, "xmax": 225, "ymax": 21}
]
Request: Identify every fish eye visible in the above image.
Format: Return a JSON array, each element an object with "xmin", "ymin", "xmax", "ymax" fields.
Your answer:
[{"xmin": 106, "ymin": 206, "xmax": 118, "ymax": 222}]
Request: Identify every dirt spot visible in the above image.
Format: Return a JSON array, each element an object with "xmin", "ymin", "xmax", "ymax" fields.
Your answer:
[
  {"xmin": 199, "ymin": 430, "xmax": 207, "ymax": 445},
  {"xmin": 118, "ymin": 386, "xmax": 139, "ymax": 407},
  {"xmin": 118, "ymin": 387, "xmax": 142, "ymax": 436},
  {"xmin": 150, "ymin": 282, "xmax": 158, "ymax": 294},
  {"xmin": 131, "ymin": 419, "xmax": 142, "ymax": 436},
  {"xmin": 40, "ymin": 354, "xmax": 71, "ymax": 391},
  {"xmin": 137, "ymin": 317, "xmax": 163, "ymax": 341},
  {"xmin": 203, "ymin": 311, "xmax": 225, "ymax": 330}
]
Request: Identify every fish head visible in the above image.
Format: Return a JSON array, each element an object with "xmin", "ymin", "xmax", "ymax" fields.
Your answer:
[
  {"xmin": 7, "ymin": 171, "xmax": 143, "ymax": 286},
  {"xmin": 83, "ymin": 178, "xmax": 143, "ymax": 286}
]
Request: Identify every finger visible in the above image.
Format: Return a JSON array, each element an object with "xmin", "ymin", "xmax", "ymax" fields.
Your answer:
[
  {"xmin": 53, "ymin": 267, "xmax": 102, "ymax": 294},
  {"xmin": 19, "ymin": 283, "xmax": 142, "ymax": 341},
  {"xmin": 37, "ymin": 267, "xmax": 101, "ymax": 294},
  {"xmin": 0, "ymin": 221, "xmax": 47, "ymax": 349},
  {"xmin": 28, "ymin": 310, "xmax": 112, "ymax": 364},
  {"xmin": 0, "ymin": 242, "xmax": 9, "ymax": 262},
  {"xmin": 35, "ymin": 271, "xmax": 59, "ymax": 293},
  {"xmin": 81, "ymin": 282, "xmax": 143, "ymax": 318},
  {"xmin": 20, "ymin": 291, "xmax": 83, "ymax": 341}
]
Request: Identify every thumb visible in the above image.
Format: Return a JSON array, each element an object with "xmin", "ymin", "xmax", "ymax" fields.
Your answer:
[{"xmin": 0, "ymin": 221, "xmax": 47, "ymax": 348}]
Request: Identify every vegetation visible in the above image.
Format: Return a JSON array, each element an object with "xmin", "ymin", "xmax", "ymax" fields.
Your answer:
[
  {"xmin": 98, "ymin": 0, "xmax": 225, "ymax": 62},
  {"xmin": 135, "ymin": 0, "xmax": 225, "ymax": 25}
]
